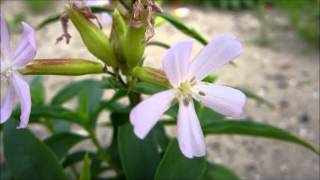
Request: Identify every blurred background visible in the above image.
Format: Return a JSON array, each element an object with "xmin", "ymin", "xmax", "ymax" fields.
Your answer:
[{"xmin": 0, "ymin": 0, "xmax": 319, "ymax": 179}]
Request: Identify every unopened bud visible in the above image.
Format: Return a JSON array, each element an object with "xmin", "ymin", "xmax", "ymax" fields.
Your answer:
[
  {"xmin": 123, "ymin": 25, "xmax": 146, "ymax": 70},
  {"xmin": 132, "ymin": 66, "xmax": 170, "ymax": 88},
  {"xmin": 19, "ymin": 59, "xmax": 105, "ymax": 75},
  {"xmin": 110, "ymin": 9, "xmax": 127, "ymax": 72},
  {"xmin": 67, "ymin": 7, "xmax": 117, "ymax": 68}
]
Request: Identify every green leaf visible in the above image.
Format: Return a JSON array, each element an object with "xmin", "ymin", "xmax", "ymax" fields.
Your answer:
[
  {"xmin": 76, "ymin": 81, "xmax": 103, "ymax": 127},
  {"xmin": 235, "ymin": 87, "xmax": 275, "ymax": 109},
  {"xmin": 51, "ymin": 121, "xmax": 72, "ymax": 133},
  {"xmin": 44, "ymin": 132, "xmax": 88, "ymax": 160},
  {"xmin": 147, "ymin": 41, "xmax": 170, "ymax": 49},
  {"xmin": 31, "ymin": 105, "xmax": 85, "ymax": 125},
  {"xmin": 156, "ymin": 13, "xmax": 208, "ymax": 45},
  {"xmin": 203, "ymin": 120, "xmax": 319, "ymax": 155},
  {"xmin": 63, "ymin": 151, "xmax": 91, "ymax": 167},
  {"xmin": 0, "ymin": 163, "xmax": 12, "ymax": 180},
  {"xmin": 152, "ymin": 123, "xmax": 170, "ymax": 153},
  {"xmin": 36, "ymin": 14, "xmax": 60, "ymax": 30},
  {"xmin": 155, "ymin": 139, "xmax": 207, "ymax": 180},
  {"xmin": 30, "ymin": 76, "xmax": 45, "ymax": 105},
  {"xmin": 197, "ymin": 105, "xmax": 225, "ymax": 127},
  {"xmin": 4, "ymin": 120, "xmax": 67, "ymax": 180},
  {"xmin": 51, "ymin": 80, "xmax": 101, "ymax": 105},
  {"xmin": 202, "ymin": 162, "xmax": 240, "ymax": 180},
  {"xmin": 118, "ymin": 119, "xmax": 160, "ymax": 180},
  {"xmin": 62, "ymin": 151, "xmax": 108, "ymax": 178},
  {"xmin": 202, "ymin": 74, "xmax": 219, "ymax": 83},
  {"xmin": 101, "ymin": 76, "xmax": 124, "ymax": 89},
  {"xmin": 109, "ymin": 90, "xmax": 127, "ymax": 102},
  {"xmin": 79, "ymin": 154, "xmax": 91, "ymax": 180},
  {"xmin": 99, "ymin": 101, "xmax": 129, "ymax": 114}
]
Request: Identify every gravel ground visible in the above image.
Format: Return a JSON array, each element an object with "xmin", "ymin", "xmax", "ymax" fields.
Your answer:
[{"xmin": 1, "ymin": 1, "xmax": 319, "ymax": 180}]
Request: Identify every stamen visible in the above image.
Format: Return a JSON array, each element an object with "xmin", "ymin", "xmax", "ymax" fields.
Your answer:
[
  {"xmin": 183, "ymin": 97, "xmax": 190, "ymax": 106},
  {"xmin": 198, "ymin": 91, "xmax": 206, "ymax": 96}
]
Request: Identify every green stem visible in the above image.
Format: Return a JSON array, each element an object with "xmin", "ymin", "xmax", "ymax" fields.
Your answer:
[
  {"xmin": 87, "ymin": 128, "xmax": 121, "ymax": 174},
  {"xmin": 127, "ymin": 76, "xmax": 141, "ymax": 107}
]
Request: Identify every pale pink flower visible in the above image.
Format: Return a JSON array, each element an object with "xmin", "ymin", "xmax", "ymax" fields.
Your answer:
[
  {"xmin": 130, "ymin": 35, "xmax": 246, "ymax": 158},
  {"xmin": 0, "ymin": 16, "xmax": 36, "ymax": 128}
]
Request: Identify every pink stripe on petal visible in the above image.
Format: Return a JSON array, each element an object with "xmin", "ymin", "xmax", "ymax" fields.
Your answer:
[
  {"xmin": 188, "ymin": 35, "xmax": 242, "ymax": 81},
  {"xmin": 162, "ymin": 40, "xmax": 193, "ymax": 86},
  {"xmin": 0, "ymin": 16, "xmax": 10, "ymax": 59},
  {"xmin": 177, "ymin": 100, "xmax": 206, "ymax": 159},
  {"xmin": 195, "ymin": 83, "xmax": 246, "ymax": 118},
  {"xmin": 130, "ymin": 89, "xmax": 176, "ymax": 139},
  {"xmin": 11, "ymin": 72, "xmax": 31, "ymax": 128},
  {"xmin": 13, "ymin": 22, "xmax": 36, "ymax": 67},
  {"xmin": 0, "ymin": 85, "xmax": 16, "ymax": 123}
]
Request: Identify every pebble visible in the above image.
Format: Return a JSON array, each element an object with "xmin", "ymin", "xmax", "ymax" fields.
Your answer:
[
  {"xmin": 279, "ymin": 100, "xmax": 289, "ymax": 109},
  {"xmin": 299, "ymin": 113, "xmax": 310, "ymax": 123},
  {"xmin": 277, "ymin": 81, "xmax": 288, "ymax": 89}
]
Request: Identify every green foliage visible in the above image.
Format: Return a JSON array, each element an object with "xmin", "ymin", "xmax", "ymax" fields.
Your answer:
[
  {"xmin": 203, "ymin": 119, "xmax": 319, "ymax": 155},
  {"xmin": 118, "ymin": 120, "xmax": 160, "ymax": 179},
  {"xmin": 274, "ymin": 0, "xmax": 320, "ymax": 46},
  {"xmin": 79, "ymin": 154, "xmax": 91, "ymax": 180},
  {"xmin": 4, "ymin": 120, "xmax": 67, "ymax": 180},
  {"xmin": 24, "ymin": 0, "xmax": 53, "ymax": 13},
  {"xmin": 44, "ymin": 132, "xmax": 88, "ymax": 160},
  {"xmin": 164, "ymin": 0, "xmax": 260, "ymax": 10},
  {"xmin": 155, "ymin": 140, "xmax": 207, "ymax": 180},
  {"xmin": 203, "ymin": 162, "xmax": 241, "ymax": 180},
  {"xmin": 30, "ymin": 76, "xmax": 46, "ymax": 105},
  {"xmin": 156, "ymin": 13, "xmax": 208, "ymax": 45},
  {"xmin": 235, "ymin": 87, "xmax": 275, "ymax": 109}
]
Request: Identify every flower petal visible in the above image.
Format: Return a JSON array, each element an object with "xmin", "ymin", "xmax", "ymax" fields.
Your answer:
[
  {"xmin": 188, "ymin": 35, "xmax": 242, "ymax": 81},
  {"xmin": 177, "ymin": 100, "xmax": 206, "ymax": 158},
  {"xmin": 101, "ymin": 13, "xmax": 112, "ymax": 26},
  {"xmin": 0, "ymin": 16, "xmax": 10, "ymax": 60},
  {"xmin": 195, "ymin": 83, "xmax": 246, "ymax": 117},
  {"xmin": 130, "ymin": 89, "xmax": 176, "ymax": 139},
  {"xmin": 12, "ymin": 22, "xmax": 36, "ymax": 67},
  {"xmin": 11, "ymin": 72, "xmax": 31, "ymax": 128},
  {"xmin": 0, "ymin": 85, "xmax": 16, "ymax": 124},
  {"xmin": 162, "ymin": 40, "xmax": 193, "ymax": 86},
  {"xmin": 86, "ymin": 0, "xmax": 110, "ymax": 6}
]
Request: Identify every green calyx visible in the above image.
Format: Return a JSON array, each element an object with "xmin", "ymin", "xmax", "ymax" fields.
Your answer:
[
  {"xmin": 123, "ymin": 25, "xmax": 146, "ymax": 70},
  {"xmin": 67, "ymin": 7, "xmax": 117, "ymax": 68},
  {"xmin": 132, "ymin": 66, "xmax": 170, "ymax": 88},
  {"xmin": 18, "ymin": 59, "xmax": 105, "ymax": 75},
  {"xmin": 110, "ymin": 8, "xmax": 128, "ymax": 73}
]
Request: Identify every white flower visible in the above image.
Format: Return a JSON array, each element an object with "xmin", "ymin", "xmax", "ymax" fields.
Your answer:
[
  {"xmin": 0, "ymin": 16, "xmax": 36, "ymax": 128},
  {"xmin": 130, "ymin": 35, "xmax": 246, "ymax": 158}
]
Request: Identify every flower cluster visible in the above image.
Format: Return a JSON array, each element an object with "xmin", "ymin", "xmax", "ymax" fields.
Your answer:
[{"xmin": 1, "ymin": 2, "xmax": 246, "ymax": 159}]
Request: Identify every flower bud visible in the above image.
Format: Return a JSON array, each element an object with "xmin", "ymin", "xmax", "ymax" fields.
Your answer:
[
  {"xmin": 18, "ymin": 59, "xmax": 105, "ymax": 75},
  {"xmin": 132, "ymin": 66, "xmax": 170, "ymax": 88},
  {"xmin": 67, "ymin": 7, "xmax": 117, "ymax": 68},
  {"xmin": 123, "ymin": 25, "xmax": 146, "ymax": 70},
  {"xmin": 110, "ymin": 9, "xmax": 127, "ymax": 72}
]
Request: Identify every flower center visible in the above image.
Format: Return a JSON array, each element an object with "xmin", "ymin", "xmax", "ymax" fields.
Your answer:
[
  {"xmin": 176, "ymin": 77, "xmax": 197, "ymax": 106},
  {"xmin": 0, "ymin": 62, "xmax": 13, "ymax": 82}
]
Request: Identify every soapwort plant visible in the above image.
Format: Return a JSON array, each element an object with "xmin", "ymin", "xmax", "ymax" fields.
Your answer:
[{"xmin": 0, "ymin": 1, "xmax": 319, "ymax": 179}]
